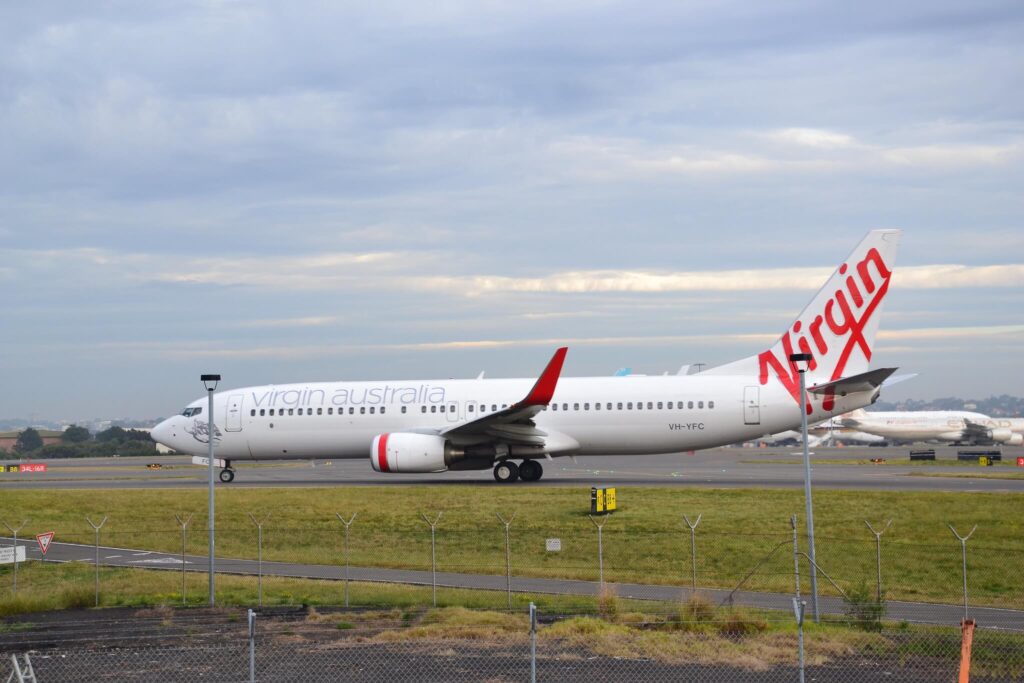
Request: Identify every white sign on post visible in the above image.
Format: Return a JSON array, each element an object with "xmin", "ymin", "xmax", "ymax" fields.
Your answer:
[
  {"xmin": 191, "ymin": 456, "xmax": 227, "ymax": 468},
  {"xmin": 545, "ymin": 538, "xmax": 561, "ymax": 552},
  {"xmin": 0, "ymin": 546, "xmax": 25, "ymax": 564}
]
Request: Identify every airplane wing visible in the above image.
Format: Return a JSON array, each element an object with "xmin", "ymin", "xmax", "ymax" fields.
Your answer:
[
  {"xmin": 961, "ymin": 419, "xmax": 993, "ymax": 442},
  {"xmin": 440, "ymin": 347, "xmax": 568, "ymax": 448}
]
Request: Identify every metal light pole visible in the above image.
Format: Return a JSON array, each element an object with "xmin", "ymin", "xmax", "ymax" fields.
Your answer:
[
  {"xmin": 790, "ymin": 352, "xmax": 819, "ymax": 622},
  {"xmin": 202, "ymin": 373, "xmax": 220, "ymax": 606}
]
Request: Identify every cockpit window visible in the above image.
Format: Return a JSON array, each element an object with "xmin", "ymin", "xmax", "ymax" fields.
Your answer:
[{"xmin": 182, "ymin": 407, "xmax": 203, "ymax": 417}]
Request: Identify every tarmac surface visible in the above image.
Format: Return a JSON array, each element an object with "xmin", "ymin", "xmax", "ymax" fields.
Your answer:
[{"xmin": 1, "ymin": 445, "xmax": 1023, "ymax": 491}]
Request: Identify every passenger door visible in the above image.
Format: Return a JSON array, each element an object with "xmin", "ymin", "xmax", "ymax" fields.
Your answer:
[{"xmin": 225, "ymin": 394, "xmax": 245, "ymax": 432}]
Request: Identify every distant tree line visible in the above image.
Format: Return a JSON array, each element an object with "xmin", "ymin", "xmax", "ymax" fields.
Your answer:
[
  {"xmin": 1, "ymin": 425, "xmax": 158, "ymax": 459},
  {"xmin": 873, "ymin": 394, "xmax": 1024, "ymax": 416}
]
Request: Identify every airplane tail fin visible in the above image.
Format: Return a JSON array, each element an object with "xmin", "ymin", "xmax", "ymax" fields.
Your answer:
[{"xmin": 706, "ymin": 230, "xmax": 901, "ymax": 402}]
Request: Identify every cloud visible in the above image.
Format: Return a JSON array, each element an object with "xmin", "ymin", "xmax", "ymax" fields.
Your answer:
[
  {"xmin": 70, "ymin": 323, "xmax": 1024, "ymax": 362},
  {"xmin": 420, "ymin": 264, "xmax": 1024, "ymax": 294},
  {"xmin": 234, "ymin": 316, "xmax": 339, "ymax": 329},
  {"xmin": 769, "ymin": 127, "xmax": 856, "ymax": 149},
  {"xmin": 882, "ymin": 143, "xmax": 1021, "ymax": 167},
  {"xmin": 5, "ymin": 247, "xmax": 1024, "ymax": 294},
  {"xmin": 878, "ymin": 324, "xmax": 1024, "ymax": 340}
]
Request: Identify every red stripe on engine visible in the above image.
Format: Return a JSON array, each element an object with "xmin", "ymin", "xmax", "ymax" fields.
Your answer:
[{"xmin": 377, "ymin": 433, "xmax": 390, "ymax": 472}]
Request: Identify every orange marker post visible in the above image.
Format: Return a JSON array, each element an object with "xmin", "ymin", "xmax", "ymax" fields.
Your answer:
[{"xmin": 958, "ymin": 618, "xmax": 975, "ymax": 683}]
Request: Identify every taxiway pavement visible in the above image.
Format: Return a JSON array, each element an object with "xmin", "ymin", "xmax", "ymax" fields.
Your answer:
[{"xmin": 1, "ymin": 446, "xmax": 1022, "ymax": 492}]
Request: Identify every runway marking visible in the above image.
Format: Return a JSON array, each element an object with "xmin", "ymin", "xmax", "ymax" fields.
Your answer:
[
  {"xmin": 559, "ymin": 468, "xmax": 688, "ymax": 478},
  {"xmin": 129, "ymin": 557, "xmax": 187, "ymax": 565}
]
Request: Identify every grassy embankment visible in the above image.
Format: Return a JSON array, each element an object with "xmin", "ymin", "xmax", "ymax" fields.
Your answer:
[
  {"xmin": 0, "ymin": 487, "xmax": 1021, "ymax": 609},
  {"xmin": 2, "ymin": 565, "xmax": 1021, "ymax": 679}
]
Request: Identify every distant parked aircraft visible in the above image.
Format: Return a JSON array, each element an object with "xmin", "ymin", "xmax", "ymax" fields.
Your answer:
[{"xmin": 841, "ymin": 409, "xmax": 1024, "ymax": 446}]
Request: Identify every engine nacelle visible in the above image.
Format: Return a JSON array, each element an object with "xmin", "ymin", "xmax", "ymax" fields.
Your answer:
[
  {"xmin": 370, "ymin": 433, "xmax": 463, "ymax": 473},
  {"xmin": 1008, "ymin": 433, "xmax": 1024, "ymax": 446},
  {"xmin": 990, "ymin": 428, "xmax": 1015, "ymax": 444}
]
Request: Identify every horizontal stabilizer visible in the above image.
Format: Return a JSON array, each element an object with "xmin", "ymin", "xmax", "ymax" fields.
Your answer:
[
  {"xmin": 882, "ymin": 373, "xmax": 916, "ymax": 388},
  {"xmin": 808, "ymin": 368, "xmax": 898, "ymax": 396}
]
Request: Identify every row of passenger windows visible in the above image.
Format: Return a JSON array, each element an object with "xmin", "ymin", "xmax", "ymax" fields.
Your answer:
[
  {"xmin": 248, "ymin": 399, "xmax": 714, "ymax": 418},
  {"xmin": 251, "ymin": 406, "xmax": 391, "ymax": 417}
]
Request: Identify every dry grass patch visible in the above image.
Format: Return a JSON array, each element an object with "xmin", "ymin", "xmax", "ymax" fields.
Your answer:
[
  {"xmin": 373, "ymin": 607, "xmax": 529, "ymax": 642},
  {"xmin": 542, "ymin": 615, "xmax": 884, "ymax": 670}
]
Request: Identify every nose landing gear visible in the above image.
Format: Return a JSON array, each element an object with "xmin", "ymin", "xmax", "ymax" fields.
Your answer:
[{"xmin": 218, "ymin": 464, "xmax": 235, "ymax": 483}]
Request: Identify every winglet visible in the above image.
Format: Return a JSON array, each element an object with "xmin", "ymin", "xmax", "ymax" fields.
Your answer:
[{"xmin": 521, "ymin": 347, "xmax": 568, "ymax": 406}]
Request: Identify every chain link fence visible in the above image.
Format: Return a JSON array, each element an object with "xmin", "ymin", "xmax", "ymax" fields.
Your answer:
[
  {"xmin": 4, "ymin": 511, "xmax": 1022, "ymax": 625},
  {"xmin": 2, "ymin": 604, "xmax": 1022, "ymax": 682}
]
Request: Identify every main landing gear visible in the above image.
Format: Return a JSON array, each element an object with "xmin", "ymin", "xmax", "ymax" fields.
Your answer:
[
  {"xmin": 493, "ymin": 459, "xmax": 544, "ymax": 483},
  {"xmin": 219, "ymin": 462, "xmax": 235, "ymax": 483}
]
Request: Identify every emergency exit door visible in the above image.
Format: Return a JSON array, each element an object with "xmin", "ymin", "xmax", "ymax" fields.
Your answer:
[{"xmin": 743, "ymin": 386, "xmax": 760, "ymax": 425}]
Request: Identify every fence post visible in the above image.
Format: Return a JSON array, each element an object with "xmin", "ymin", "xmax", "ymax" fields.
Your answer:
[
  {"xmin": 792, "ymin": 598, "xmax": 806, "ymax": 683},
  {"xmin": 174, "ymin": 513, "xmax": 193, "ymax": 606},
  {"xmin": 421, "ymin": 512, "xmax": 443, "ymax": 607},
  {"xmin": 248, "ymin": 608, "xmax": 256, "ymax": 683},
  {"xmin": 248, "ymin": 513, "xmax": 271, "ymax": 608},
  {"xmin": 335, "ymin": 513, "xmax": 357, "ymax": 608},
  {"xmin": 496, "ymin": 513, "xmax": 516, "ymax": 609},
  {"xmin": 682, "ymin": 513, "xmax": 702, "ymax": 593},
  {"xmin": 3, "ymin": 521, "xmax": 26, "ymax": 596},
  {"xmin": 864, "ymin": 519, "xmax": 892, "ymax": 603},
  {"xmin": 791, "ymin": 515, "xmax": 801, "ymax": 600},
  {"xmin": 588, "ymin": 515, "xmax": 608, "ymax": 587},
  {"xmin": 529, "ymin": 601, "xmax": 537, "ymax": 683},
  {"xmin": 948, "ymin": 524, "xmax": 977, "ymax": 621},
  {"xmin": 85, "ymin": 516, "xmax": 108, "ymax": 607}
]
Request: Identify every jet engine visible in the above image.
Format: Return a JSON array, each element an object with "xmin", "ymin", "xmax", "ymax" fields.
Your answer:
[
  {"xmin": 990, "ymin": 428, "xmax": 1021, "ymax": 445},
  {"xmin": 995, "ymin": 432, "xmax": 1019, "ymax": 448},
  {"xmin": 370, "ymin": 433, "xmax": 465, "ymax": 473}
]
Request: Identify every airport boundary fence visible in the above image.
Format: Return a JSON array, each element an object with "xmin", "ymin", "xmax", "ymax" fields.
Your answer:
[
  {"xmin": 2, "ymin": 511, "xmax": 1023, "ymax": 632},
  {"xmin": 3, "ymin": 603, "xmax": 1022, "ymax": 682}
]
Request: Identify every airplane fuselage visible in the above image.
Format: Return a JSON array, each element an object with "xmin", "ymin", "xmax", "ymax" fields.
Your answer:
[
  {"xmin": 846, "ymin": 410, "xmax": 1023, "ymax": 445},
  {"xmin": 155, "ymin": 374, "xmax": 876, "ymax": 462}
]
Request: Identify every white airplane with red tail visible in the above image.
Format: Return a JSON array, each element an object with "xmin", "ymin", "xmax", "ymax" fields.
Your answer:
[{"xmin": 151, "ymin": 230, "xmax": 902, "ymax": 483}]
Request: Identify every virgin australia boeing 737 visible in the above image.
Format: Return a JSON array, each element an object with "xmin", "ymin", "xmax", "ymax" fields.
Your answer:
[{"xmin": 151, "ymin": 230, "xmax": 902, "ymax": 483}]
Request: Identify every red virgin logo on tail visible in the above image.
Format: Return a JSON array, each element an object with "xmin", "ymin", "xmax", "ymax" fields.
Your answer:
[{"xmin": 758, "ymin": 247, "xmax": 892, "ymax": 413}]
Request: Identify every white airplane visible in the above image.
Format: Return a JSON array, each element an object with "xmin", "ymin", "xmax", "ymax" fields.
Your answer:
[
  {"xmin": 841, "ymin": 409, "xmax": 1024, "ymax": 446},
  {"xmin": 757, "ymin": 418, "xmax": 885, "ymax": 448},
  {"xmin": 151, "ymin": 230, "xmax": 902, "ymax": 483}
]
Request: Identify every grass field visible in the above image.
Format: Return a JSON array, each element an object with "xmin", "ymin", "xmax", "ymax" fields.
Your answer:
[{"xmin": 0, "ymin": 486, "xmax": 1021, "ymax": 609}]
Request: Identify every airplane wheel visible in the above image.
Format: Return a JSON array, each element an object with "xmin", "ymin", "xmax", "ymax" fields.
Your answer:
[
  {"xmin": 219, "ymin": 468, "xmax": 235, "ymax": 483},
  {"xmin": 519, "ymin": 459, "xmax": 543, "ymax": 482},
  {"xmin": 493, "ymin": 460, "xmax": 519, "ymax": 483}
]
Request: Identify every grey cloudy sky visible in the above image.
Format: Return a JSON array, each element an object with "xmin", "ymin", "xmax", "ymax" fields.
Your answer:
[{"xmin": 2, "ymin": 1, "xmax": 1022, "ymax": 421}]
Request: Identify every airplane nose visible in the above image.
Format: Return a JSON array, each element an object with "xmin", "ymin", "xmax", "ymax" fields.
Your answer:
[{"xmin": 151, "ymin": 418, "xmax": 174, "ymax": 447}]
